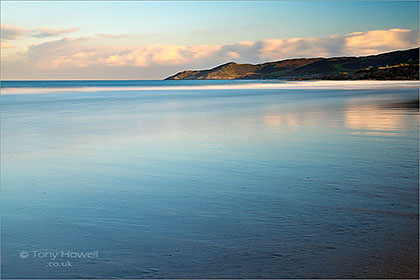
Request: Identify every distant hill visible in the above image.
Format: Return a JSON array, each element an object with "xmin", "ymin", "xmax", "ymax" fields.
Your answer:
[{"xmin": 165, "ymin": 48, "xmax": 419, "ymax": 80}]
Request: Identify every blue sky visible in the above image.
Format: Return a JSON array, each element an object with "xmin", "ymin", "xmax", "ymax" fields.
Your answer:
[
  {"xmin": 3, "ymin": 1, "xmax": 418, "ymax": 44},
  {"xmin": 1, "ymin": 1, "xmax": 419, "ymax": 79}
]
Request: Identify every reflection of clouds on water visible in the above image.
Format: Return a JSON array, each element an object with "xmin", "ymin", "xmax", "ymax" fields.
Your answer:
[
  {"xmin": 263, "ymin": 113, "xmax": 297, "ymax": 127},
  {"xmin": 261, "ymin": 99, "xmax": 416, "ymax": 138},
  {"xmin": 344, "ymin": 105, "xmax": 404, "ymax": 132},
  {"xmin": 261, "ymin": 108, "xmax": 328, "ymax": 127}
]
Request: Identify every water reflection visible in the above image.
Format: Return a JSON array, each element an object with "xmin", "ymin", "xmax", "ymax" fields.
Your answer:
[
  {"xmin": 1, "ymin": 85, "xmax": 418, "ymax": 279},
  {"xmin": 261, "ymin": 97, "xmax": 417, "ymax": 137},
  {"xmin": 263, "ymin": 113, "xmax": 298, "ymax": 127},
  {"xmin": 345, "ymin": 105, "xmax": 404, "ymax": 132},
  {"xmin": 262, "ymin": 109, "xmax": 330, "ymax": 128}
]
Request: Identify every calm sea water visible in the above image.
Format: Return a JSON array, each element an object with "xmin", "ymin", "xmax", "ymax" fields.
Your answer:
[{"xmin": 1, "ymin": 80, "xmax": 419, "ymax": 278}]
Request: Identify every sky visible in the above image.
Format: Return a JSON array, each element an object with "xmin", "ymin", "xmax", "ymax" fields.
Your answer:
[{"xmin": 1, "ymin": 1, "xmax": 419, "ymax": 80}]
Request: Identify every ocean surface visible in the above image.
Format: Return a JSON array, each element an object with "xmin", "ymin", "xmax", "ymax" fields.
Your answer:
[{"xmin": 1, "ymin": 80, "xmax": 419, "ymax": 278}]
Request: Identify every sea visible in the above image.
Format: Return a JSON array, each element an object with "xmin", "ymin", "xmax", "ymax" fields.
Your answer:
[{"xmin": 1, "ymin": 80, "xmax": 419, "ymax": 278}]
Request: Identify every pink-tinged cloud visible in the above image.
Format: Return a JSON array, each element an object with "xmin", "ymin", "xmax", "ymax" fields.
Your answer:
[
  {"xmin": 32, "ymin": 27, "xmax": 80, "ymax": 38},
  {"xmin": 2, "ymin": 28, "xmax": 419, "ymax": 79},
  {"xmin": 343, "ymin": 29, "xmax": 418, "ymax": 55},
  {"xmin": 95, "ymin": 33, "xmax": 132, "ymax": 39},
  {"xmin": 27, "ymin": 37, "xmax": 223, "ymax": 69},
  {"xmin": 257, "ymin": 29, "xmax": 419, "ymax": 60},
  {"xmin": 1, "ymin": 24, "xmax": 29, "ymax": 40},
  {"xmin": 1, "ymin": 42, "xmax": 16, "ymax": 49},
  {"xmin": 1, "ymin": 24, "xmax": 80, "ymax": 40},
  {"xmin": 27, "ymin": 37, "xmax": 104, "ymax": 68}
]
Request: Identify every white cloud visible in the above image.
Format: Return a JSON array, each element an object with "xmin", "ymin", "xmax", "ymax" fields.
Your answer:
[
  {"xmin": 27, "ymin": 37, "xmax": 105, "ymax": 68},
  {"xmin": 1, "ymin": 42, "xmax": 16, "ymax": 49},
  {"xmin": 1, "ymin": 24, "xmax": 29, "ymax": 40},
  {"xmin": 26, "ymin": 38, "xmax": 223, "ymax": 69},
  {"xmin": 255, "ymin": 29, "xmax": 419, "ymax": 61},
  {"xmin": 32, "ymin": 27, "xmax": 80, "ymax": 38},
  {"xmin": 343, "ymin": 29, "xmax": 419, "ymax": 55},
  {"xmin": 1, "ymin": 24, "xmax": 80, "ymax": 40},
  {"xmin": 95, "ymin": 33, "xmax": 132, "ymax": 39},
  {"xmin": 2, "ymin": 28, "xmax": 419, "ymax": 79},
  {"xmin": 227, "ymin": 51, "xmax": 241, "ymax": 59}
]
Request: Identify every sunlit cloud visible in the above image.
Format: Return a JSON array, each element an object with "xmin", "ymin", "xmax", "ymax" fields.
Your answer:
[
  {"xmin": 1, "ymin": 42, "xmax": 16, "ymax": 49},
  {"xmin": 32, "ymin": 27, "xmax": 80, "ymax": 38},
  {"xmin": 1, "ymin": 24, "xmax": 80, "ymax": 40},
  {"xmin": 1, "ymin": 24, "xmax": 29, "ymax": 40},
  {"xmin": 26, "ymin": 37, "xmax": 223, "ymax": 69},
  {"xmin": 256, "ymin": 29, "xmax": 419, "ymax": 60},
  {"xmin": 343, "ymin": 28, "xmax": 418, "ymax": 55},
  {"xmin": 2, "ymin": 28, "xmax": 419, "ymax": 79},
  {"xmin": 27, "ymin": 37, "xmax": 102, "ymax": 68},
  {"xmin": 28, "ymin": 28, "xmax": 420, "ymax": 68},
  {"xmin": 257, "ymin": 37, "xmax": 342, "ymax": 60},
  {"xmin": 95, "ymin": 33, "xmax": 133, "ymax": 39}
]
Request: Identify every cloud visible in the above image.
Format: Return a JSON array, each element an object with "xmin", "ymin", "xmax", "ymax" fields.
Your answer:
[
  {"xmin": 27, "ymin": 37, "xmax": 101, "ymax": 68},
  {"xmin": 96, "ymin": 33, "xmax": 132, "ymax": 39},
  {"xmin": 1, "ymin": 42, "xmax": 16, "ymax": 49},
  {"xmin": 1, "ymin": 24, "xmax": 29, "ymax": 40},
  {"xmin": 32, "ymin": 27, "xmax": 80, "ymax": 38},
  {"xmin": 343, "ymin": 29, "xmax": 419, "ymax": 55},
  {"xmin": 2, "ymin": 28, "xmax": 419, "ymax": 79},
  {"xmin": 227, "ymin": 51, "xmax": 241, "ymax": 59},
  {"xmin": 26, "ymin": 37, "xmax": 223, "ymax": 69},
  {"xmin": 255, "ymin": 29, "xmax": 419, "ymax": 60},
  {"xmin": 257, "ymin": 37, "xmax": 344, "ymax": 60},
  {"xmin": 1, "ymin": 24, "xmax": 80, "ymax": 40}
]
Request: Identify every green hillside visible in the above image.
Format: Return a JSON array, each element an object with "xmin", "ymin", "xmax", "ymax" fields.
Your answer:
[{"xmin": 165, "ymin": 48, "xmax": 419, "ymax": 80}]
